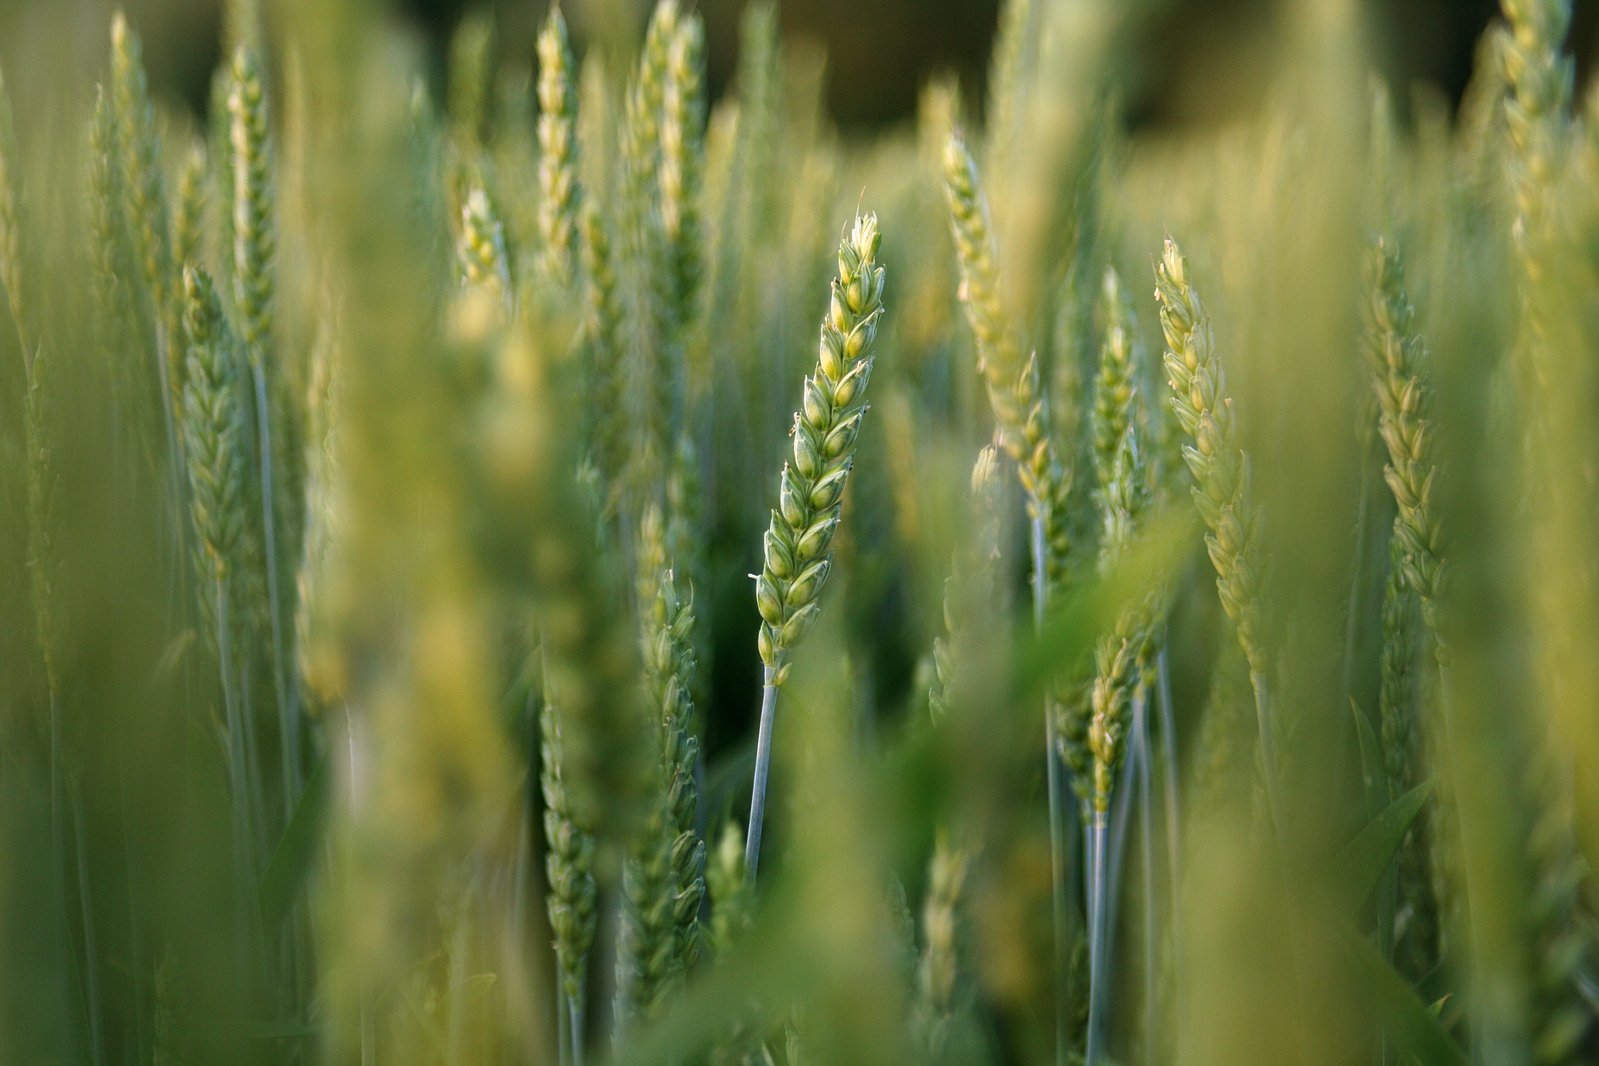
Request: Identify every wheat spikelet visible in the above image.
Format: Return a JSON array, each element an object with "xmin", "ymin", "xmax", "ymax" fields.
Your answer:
[
  {"xmin": 110, "ymin": 13, "xmax": 186, "ymax": 502},
  {"xmin": 180, "ymin": 268, "xmax": 248, "ymax": 590},
  {"xmin": 536, "ymin": 7, "xmax": 582, "ymax": 286},
  {"xmin": 754, "ymin": 213, "xmax": 886, "ymax": 683},
  {"xmin": 459, "ymin": 184, "xmax": 511, "ymax": 302},
  {"xmin": 172, "ymin": 141, "xmax": 207, "ymax": 280},
  {"xmin": 1500, "ymin": 0, "xmax": 1572, "ymax": 260},
  {"xmin": 915, "ymin": 833, "xmax": 970, "ymax": 1057},
  {"xmin": 1365, "ymin": 238, "xmax": 1443, "ymax": 630},
  {"xmin": 746, "ymin": 213, "xmax": 887, "ymax": 878},
  {"xmin": 539, "ymin": 687, "xmax": 598, "ymax": 1050},
  {"xmin": 111, "ymin": 13, "xmax": 175, "ymax": 322},
  {"xmin": 228, "ymin": 46, "xmax": 275, "ymax": 359},
  {"xmin": 659, "ymin": 11, "xmax": 705, "ymax": 354},
  {"xmin": 89, "ymin": 86, "xmax": 153, "ymax": 459},
  {"xmin": 1156, "ymin": 238, "xmax": 1279, "ymax": 827},
  {"xmin": 941, "ymin": 132, "xmax": 1071, "ymax": 593}
]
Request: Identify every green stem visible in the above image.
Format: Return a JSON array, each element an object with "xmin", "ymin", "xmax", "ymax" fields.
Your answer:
[
  {"xmin": 1155, "ymin": 646, "xmax": 1180, "ymax": 946},
  {"xmin": 217, "ymin": 581, "xmax": 253, "ymax": 884},
  {"xmin": 1251, "ymin": 674, "xmax": 1285, "ymax": 836},
  {"xmin": 70, "ymin": 785, "xmax": 107, "ymax": 1066},
  {"xmin": 1085, "ymin": 809, "xmax": 1109, "ymax": 1066},
  {"xmin": 568, "ymin": 985, "xmax": 586, "ymax": 1066},
  {"xmin": 1030, "ymin": 512, "xmax": 1069, "ymax": 1066},
  {"xmin": 1135, "ymin": 688, "xmax": 1157, "ymax": 1057},
  {"xmin": 557, "ymin": 984, "xmax": 571, "ymax": 1066},
  {"xmin": 745, "ymin": 668, "xmax": 778, "ymax": 880},
  {"xmin": 252, "ymin": 363, "xmax": 299, "ymax": 817}
]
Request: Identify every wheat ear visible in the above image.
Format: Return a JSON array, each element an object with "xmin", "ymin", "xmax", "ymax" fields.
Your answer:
[
  {"xmin": 1155, "ymin": 238, "xmax": 1281, "ymax": 828},
  {"xmin": 110, "ymin": 14, "xmax": 185, "ymax": 512},
  {"xmin": 181, "ymin": 266, "xmax": 260, "ymax": 883},
  {"xmin": 228, "ymin": 43, "xmax": 302, "ymax": 813},
  {"xmin": 536, "ymin": 6, "xmax": 582, "ymax": 286},
  {"xmin": 746, "ymin": 213, "xmax": 887, "ymax": 880},
  {"xmin": 943, "ymin": 129, "xmax": 1074, "ymax": 1061}
]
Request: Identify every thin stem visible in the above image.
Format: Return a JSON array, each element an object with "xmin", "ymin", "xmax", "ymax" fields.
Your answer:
[
  {"xmin": 1135, "ymin": 688, "xmax": 1157, "ymax": 1059},
  {"xmin": 1085, "ymin": 809, "xmax": 1109, "ymax": 1066},
  {"xmin": 252, "ymin": 363, "xmax": 299, "ymax": 817},
  {"xmin": 70, "ymin": 786, "xmax": 107, "ymax": 1066},
  {"xmin": 1251, "ymin": 674, "xmax": 1286, "ymax": 837},
  {"xmin": 744, "ymin": 667, "xmax": 778, "ymax": 881},
  {"xmin": 1030, "ymin": 512, "xmax": 1069, "ymax": 1066},
  {"xmin": 557, "ymin": 984, "xmax": 572, "ymax": 1066},
  {"xmin": 151, "ymin": 317, "xmax": 186, "ymax": 562},
  {"xmin": 217, "ymin": 581, "xmax": 254, "ymax": 886},
  {"xmin": 1155, "ymin": 646, "xmax": 1179, "ymax": 906},
  {"xmin": 568, "ymin": 984, "xmax": 586, "ymax": 1066}
]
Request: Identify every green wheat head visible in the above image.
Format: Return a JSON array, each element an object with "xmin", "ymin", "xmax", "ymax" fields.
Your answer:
[
  {"xmin": 536, "ymin": 7, "xmax": 582, "ymax": 286},
  {"xmin": 1156, "ymin": 238, "xmax": 1267, "ymax": 683},
  {"xmin": 755, "ymin": 213, "xmax": 886, "ymax": 685}
]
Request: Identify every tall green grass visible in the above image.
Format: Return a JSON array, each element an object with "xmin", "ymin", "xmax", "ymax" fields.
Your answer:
[{"xmin": 0, "ymin": 0, "xmax": 1596, "ymax": 1063}]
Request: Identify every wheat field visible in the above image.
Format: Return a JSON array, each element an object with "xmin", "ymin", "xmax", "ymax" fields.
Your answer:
[{"xmin": 1, "ymin": 0, "xmax": 1597, "ymax": 1063}]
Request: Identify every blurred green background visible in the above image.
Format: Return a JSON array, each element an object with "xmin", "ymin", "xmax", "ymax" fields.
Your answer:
[{"xmin": 1, "ymin": 0, "xmax": 1594, "ymax": 131}]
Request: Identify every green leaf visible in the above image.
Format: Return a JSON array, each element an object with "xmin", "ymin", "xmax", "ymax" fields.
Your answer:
[
  {"xmin": 258, "ymin": 753, "xmax": 330, "ymax": 930},
  {"xmin": 1344, "ymin": 931, "xmax": 1467, "ymax": 1066},
  {"xmin": 1338, "ymin": 778, "xmax": 1433, "ymax": 910}
]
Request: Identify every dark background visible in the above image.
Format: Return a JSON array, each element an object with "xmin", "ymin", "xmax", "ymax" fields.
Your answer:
[
  {"xmin": 384, "ymin": 0, "xmax": 1597, "ymax": 129},
  {"xmin": 3, "ymin": 0, "xmax": 1597, "ymax": 133}
]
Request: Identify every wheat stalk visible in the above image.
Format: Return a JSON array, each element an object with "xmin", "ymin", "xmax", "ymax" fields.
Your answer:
[
  {"xmin": 617, "ymin": 505, "xmax": 706, "ymax": 1025},
  {"xmin": 944, "ymin": 129, "xmax": 1074, "ymax": 1061},
  {"xmin": 228, "ymin": 43, "xmax": 302, "ymax": 814},
  {"xmin": 540, "ymin": 684, "xmax": 598, "ymax": 1066},
  {"xmin": 1085, "ymin": 266, "xmax": 1150, "ymax": 1066},
  {"xmin": 1365, "ymin": 238, "xmax": 1444, "ymax": 634},
  {"xmin": 181, "ymin": 265, "xmax": 260, "ymax": 884},
  {"xmin": 745, "ymin": 212, "xmax": 887, "ymax": 880},
  {"xmin": 110, "ymin": 14, "xmax": 186, "ymax": 521},
  {"xmin": 1155, "ymin": 238, "xmax": 1281, "ymax": 828}
]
